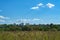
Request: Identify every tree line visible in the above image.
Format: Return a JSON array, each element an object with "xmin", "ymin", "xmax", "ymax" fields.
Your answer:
[{"xmin": 0, "ymin": 23, "xmax": 60, "ymax": 31}]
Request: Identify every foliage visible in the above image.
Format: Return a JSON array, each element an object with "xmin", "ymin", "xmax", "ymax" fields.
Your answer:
[{"xmin": 0, "ymin": 23, "xmax": 60, "ymax": 31}]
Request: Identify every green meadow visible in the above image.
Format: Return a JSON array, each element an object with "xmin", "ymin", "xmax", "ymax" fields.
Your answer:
[{"xmin": 0, "ymin": 31, "xmax": 60, "ymax": 40}]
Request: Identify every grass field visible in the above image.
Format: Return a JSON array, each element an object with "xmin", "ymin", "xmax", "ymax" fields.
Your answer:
[{"xmin": 0, "ymin": 31, "xmax": 60, "ymax": 40}]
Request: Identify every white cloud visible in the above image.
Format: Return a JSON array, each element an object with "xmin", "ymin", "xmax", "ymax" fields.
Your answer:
[
  {"xmin": 32, "ymin": 18, "xmax": 40, "ymax": 21},
  {"xmin": 0, "ymin": 15, "xmax": 10, "ymax": 19},
  {"xmin": 37, "ymin": 3, "xmax": 43, "ymax": 7},
  {"xmin": 0, "ymin": 15, "xmax": 10, "ymax": 23},
  {"xmin": 16, "ymin": 19, "xmax": 30, "ymax": 23},
  {"xmin": 0, "ymin": 16, "xmax": 5, "ymax": 19},
  {"xmin": 31, "ymin": 3, "xmax": 43, "ymax": 10},
  {"xmin": 0, "ymin": 20, "xmax": 5, "ymax": 22},
  {"xmin": 31, "ymin": 6, "xmax": 39, "ymax": 10},
  {"xmin": 31, "ymin": 3, "xmax": 55, "ymax": 10},
  {"xmin": 46, "ymin": 3, "xmax": 55, "ymax": 8},
  {"xmin": 16, "ymin": 18, "xmax": 40, "ymax": 24}
]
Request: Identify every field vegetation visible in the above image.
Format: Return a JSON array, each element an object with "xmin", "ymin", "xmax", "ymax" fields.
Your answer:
[
  {"xmin": 0, "ymin": 31, "xmax": 60, "ymax": 40},
  {"xmin": 0, "ymin": 23, "xmax": 60, "ymax": 40}
]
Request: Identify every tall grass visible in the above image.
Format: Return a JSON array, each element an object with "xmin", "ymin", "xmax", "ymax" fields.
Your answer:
[{"xmin": 0, "ymin": 31, "xmax": 60, "ymax": 40}]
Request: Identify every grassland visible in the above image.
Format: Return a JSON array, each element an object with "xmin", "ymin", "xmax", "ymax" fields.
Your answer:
[{"xmin": 0, "ymin": 31, "xmax": 60, "ymax": 40}]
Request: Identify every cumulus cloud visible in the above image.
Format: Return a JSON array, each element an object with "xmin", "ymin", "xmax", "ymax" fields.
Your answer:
[
  {"xmin": 37, "ymin": 3, "xmax": 43, "ymax": 7},
  {"xmin": 0, "ymin": 15, "xmax": 10, "ymax": 19},
  {"xmin": 31, "ymin": 3, "xmax": 55, "ymax": 10},
  {"xmin": 46, "ymin": 3, "xmax": 55, "ymax": 8},
  {"xmin": 31, "ymin": 3, "xmax": 43, "ymax": 10},
  {"xmin": 31, "ymin": 6, "xmax": 39, "ymax": 10}
]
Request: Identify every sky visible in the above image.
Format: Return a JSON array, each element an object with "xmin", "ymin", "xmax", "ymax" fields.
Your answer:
[{"xmin": 0, "ymin": 0, "xmax": 60, "ymax": 24}]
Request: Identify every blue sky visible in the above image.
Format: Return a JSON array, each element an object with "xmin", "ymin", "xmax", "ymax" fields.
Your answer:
[{"xmin": 0, "ymin": 0, "xmax": 60, "ymax": 24}]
